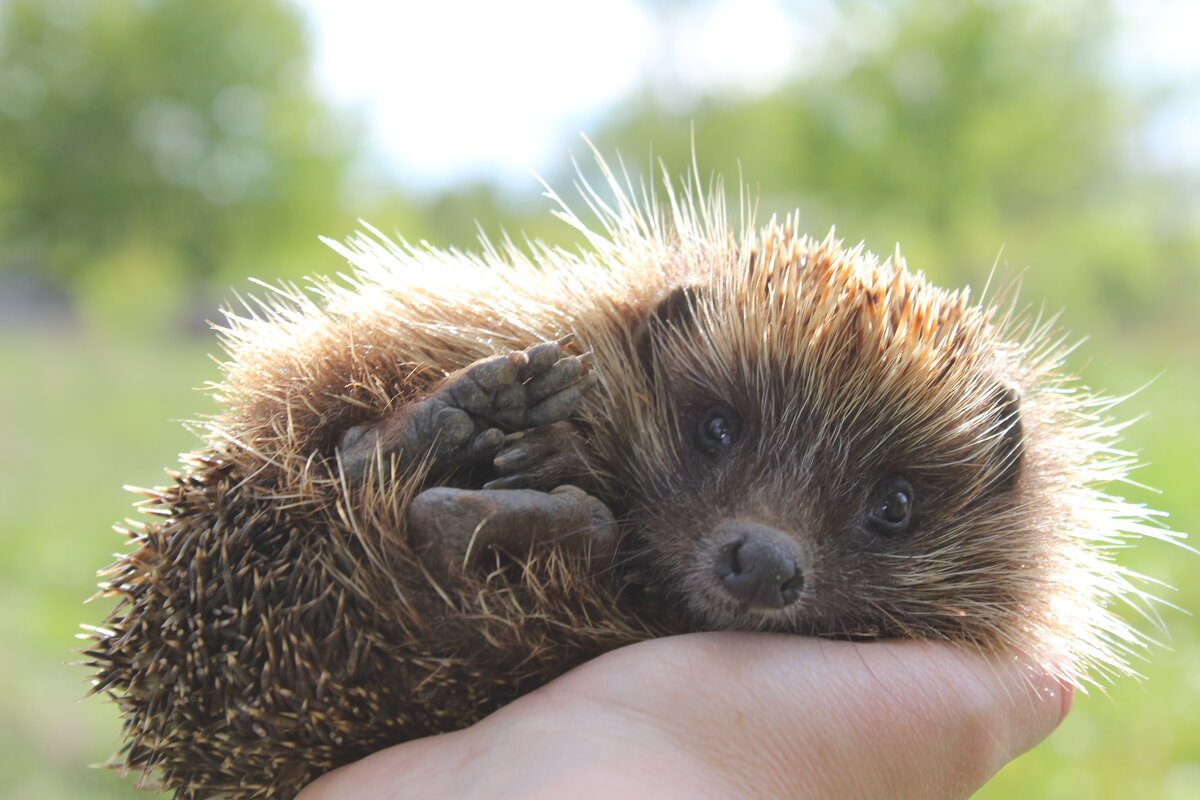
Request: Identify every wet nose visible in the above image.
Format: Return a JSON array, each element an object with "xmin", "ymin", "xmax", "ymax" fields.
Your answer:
[{"xmin": 714, "ymin": 523, "xmax": 805, "ymax": 609}]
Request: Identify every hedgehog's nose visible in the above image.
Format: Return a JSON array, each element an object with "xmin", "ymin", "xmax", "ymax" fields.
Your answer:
[{"xmin": 714, "ymin": 524, "xmax": 805, "ymax": 610}]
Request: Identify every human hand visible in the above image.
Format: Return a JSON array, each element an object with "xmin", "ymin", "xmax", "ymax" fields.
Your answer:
[{"xmin": 297, "ymin": 633, "xmax": 1072, "ymax": 799}]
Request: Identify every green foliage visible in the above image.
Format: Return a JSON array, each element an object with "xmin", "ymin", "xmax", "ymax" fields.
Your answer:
[
  {"xmin": 0, "ymin": 0, "xmax": 361, "ymax": 323},
  {"xmin": 0, "ymin": 334, "xmax": 218, "ymax": 799},
  {"xmin": 591, "ymin": 0, "xmax": 1197, "ymax": 318}
]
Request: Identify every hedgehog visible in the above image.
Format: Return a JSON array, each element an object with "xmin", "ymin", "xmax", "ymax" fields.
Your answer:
[{"xmin": 84, "ymin": 158, "xmax": 1172, "ymax": 799}]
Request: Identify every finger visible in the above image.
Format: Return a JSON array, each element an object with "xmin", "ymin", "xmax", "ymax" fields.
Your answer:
[
  {"xmin": 532, "ymin": 635, "xmax": 1073, "ymax": 800},
  {"xmin": 297, "ymin": 635, "xmax": 1073, "ymax": 800}
]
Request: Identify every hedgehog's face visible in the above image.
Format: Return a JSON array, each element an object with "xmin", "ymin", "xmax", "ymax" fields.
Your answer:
[{"xmin": 619, "ymin": 275, "xmax": 1035, "ymax": 642}]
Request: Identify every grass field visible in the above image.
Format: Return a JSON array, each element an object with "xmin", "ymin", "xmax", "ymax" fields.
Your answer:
[{"xmin": 1, "ymin": 324, "xmax": 1196, "ymax": 799}]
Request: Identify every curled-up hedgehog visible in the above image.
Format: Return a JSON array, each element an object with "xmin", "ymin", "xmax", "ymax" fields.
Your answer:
[{"xmin": 84, "ymin": 158, "xmax": 1175, "ymax": 799}]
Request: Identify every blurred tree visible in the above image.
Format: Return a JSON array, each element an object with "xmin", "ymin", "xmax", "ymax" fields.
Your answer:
[
  {"xmin": 0, "ymin": 0, "xmax": 362, "ymax": 328},
  {"xmin": 590, "ymin": 0, "xmax": 1198, "ymax": 325}
]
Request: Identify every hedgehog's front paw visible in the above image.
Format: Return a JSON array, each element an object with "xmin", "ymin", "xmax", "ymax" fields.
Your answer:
[
  {"xmin": 484, "ymin": 422, "xmax": 593, "ymax": 491},
  {"xmin": 418, "ymin": 338, "xmax": 594, "ymax": 466},
  {"xmin": 442, "ymin": 338, "xmax": 594, "ymax": 432},
  {"xmin": 407, "ymin": 484, "xmax": 617, "ymax": 575},
  {"xmin": 338, "ymin": 339, "xmax": 594, "ymax": 484}
]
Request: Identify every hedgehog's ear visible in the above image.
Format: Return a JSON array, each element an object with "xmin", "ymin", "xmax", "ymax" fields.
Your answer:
[
  {"xmin": 989, "ymin": 383, "xmax": 1025, "ymax": 492},
  {"xmin": 635, "ymin": 285, "xmax": 702, "ymax": 377}
]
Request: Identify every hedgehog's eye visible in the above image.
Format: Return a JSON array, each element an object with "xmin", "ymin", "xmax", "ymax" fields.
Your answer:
[
  {"xmin": 867, "ymin": 477, "xmax": 914, "ymax": 534},
  {"xmin": 696, "ymin": 404, "xmax": 740, "ymax": 456}
]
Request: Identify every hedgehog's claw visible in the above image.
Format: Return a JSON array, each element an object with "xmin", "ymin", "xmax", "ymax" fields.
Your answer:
[
  {"xmin": 484, "ymin": 421, "xmax": 593, "ymax": 492},
  {"xmin": 465, "ymin": 427, "xmax": 506, "ymax": 461}
]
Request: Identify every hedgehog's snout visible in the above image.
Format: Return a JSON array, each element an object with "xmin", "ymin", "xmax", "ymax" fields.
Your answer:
[{"xmin": 713, "ymin": 522, "xmax": 806, "ymax": 610}]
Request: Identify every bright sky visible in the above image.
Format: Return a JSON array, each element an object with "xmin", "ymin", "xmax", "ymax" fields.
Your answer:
[
  {"xmin": 294, "ymin": 0, "xmax": 804, "ymax": 189},
  {"xmin": 293, "ymin": 0, "xmax": 1200, "ymax": 190}
]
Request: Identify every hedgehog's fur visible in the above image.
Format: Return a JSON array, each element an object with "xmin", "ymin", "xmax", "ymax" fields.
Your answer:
[{"xmin": 85, "ymin": 158, "xmax": 1173, "ymax": 799}]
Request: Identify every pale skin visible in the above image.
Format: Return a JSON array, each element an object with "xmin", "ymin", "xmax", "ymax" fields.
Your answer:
[{"xmin": 297, "ymin": 635, "xmax": 1072, "ymax": 799}]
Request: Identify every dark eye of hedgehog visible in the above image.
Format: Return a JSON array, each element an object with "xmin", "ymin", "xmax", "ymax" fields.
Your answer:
[
  {"xmin": 695, "ymin": 404, "xmax": 740, "ymax": 456},
  {"xmin": 867, "ymin": 477, "xmax": 915, "ymax": 535}
]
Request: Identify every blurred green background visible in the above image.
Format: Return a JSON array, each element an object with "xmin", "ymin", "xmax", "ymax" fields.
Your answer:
[{"xmin": 1, "ymin": 0, "xmax": 1197, "ymax": 797}]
